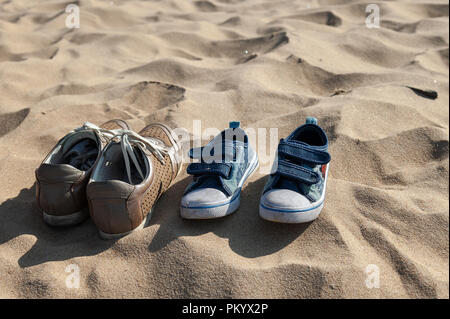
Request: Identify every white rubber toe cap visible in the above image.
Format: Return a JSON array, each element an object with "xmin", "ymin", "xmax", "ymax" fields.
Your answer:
[
  {"xmin": 261, "ymin": 189, "xmax": 311, "ymax": 211},
  {"xmin": 181, "ymin": 187, "xmax": 229, "ymax": 208},
  {"xmin": 259, "ymin": 189, "xmax": 323, "ymax": 223}
]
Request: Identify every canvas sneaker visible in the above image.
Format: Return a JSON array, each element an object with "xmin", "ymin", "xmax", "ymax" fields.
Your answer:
[
  {"xmin": 180, "ymin": 122, "xmax": 258, "ymax": 219},
  {"xmin": 35, "ymin": 120, "xmax": 130, "ymax": 226},
  {"xmin": 259, "ymin": 117, "xmax": 331, "ymax": 223},
  {"xmin": 87, "ymin": 123, "xmax": 182, "ymax": 239}
]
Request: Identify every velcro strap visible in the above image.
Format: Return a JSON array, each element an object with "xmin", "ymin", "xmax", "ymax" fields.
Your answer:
[
  {"xmin": 187, "ymin": 163, "xmax": 232, "ymax": 179},
  {"xmin": 276, "ymin": 160, "xmax": 320, "ymax": 185},
  {"xmin": 188, "ymin": 143, "xmax": 235, "ymax": 162},
  {"xmin": 278, "ymin": 140, "xmax": 330, "ymax": 165}
]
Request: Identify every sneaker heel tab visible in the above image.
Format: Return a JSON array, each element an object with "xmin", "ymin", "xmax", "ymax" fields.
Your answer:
[
  {"xmin": 305, "ymin": 117, "xmax": 318, "ymax": 125},
  {"xmin": 229, "ymin": 121, "xmax": 240, "ymax": 129}
]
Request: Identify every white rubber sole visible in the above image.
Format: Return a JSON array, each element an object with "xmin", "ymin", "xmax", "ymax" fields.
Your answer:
[
  {"xmin": 259, "ymin": 202, "xmax": 323, "ymax": 223},
  {"xmin": 98, "ymin": 208, "xmax": 153, "ymax": 240},
  {"xmin": 43, "ymin": 210, "xmax": 89, "ymax": 226},
  {"xmin": 180, "ymin": 156, "xmax": 259, "ymax": 219}
]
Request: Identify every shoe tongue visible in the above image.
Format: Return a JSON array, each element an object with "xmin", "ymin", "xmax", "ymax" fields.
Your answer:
[
  {"xmin": 305, "ymin": 117, "xmax": 318, "ymax": 125},
  {"xmin": 229, "ymin": 121, "xmax": 240, "ymax": 129},
  {"xmin": 194, "ymin": 127, "xmax": 239, "ymax": 193},
  {"xmin": 221, "ymin": 123, "xmax": 246, "ymax": 160},
  {"xmin": 222, "ymin": 140, "xmax": 235, "ymax": 161},
  {"xmin": 204, "ymin": 138, "xmax": 235, "ymax": 162},
  {"xmin": 192, "ymin": 122, "xmax": 245, "ymax": 193}
]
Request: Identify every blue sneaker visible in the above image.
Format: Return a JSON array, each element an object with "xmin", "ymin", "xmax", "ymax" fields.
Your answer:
[
  {"xmin": 259, "ymin": 117, "xmax": 331, "ymax": 223},
  {"xmin": 181, "ymin": 122, "xmax": 259, "ymax": 219}
]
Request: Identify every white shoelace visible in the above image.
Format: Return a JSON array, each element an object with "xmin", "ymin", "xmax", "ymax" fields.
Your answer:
[
  {"xmin": 73, "ymin": 122, "xmax": 168, "ymax": 183},
  {"xmin": 110, "ymin": 130, "xmax": 168, "ymax": 184}
]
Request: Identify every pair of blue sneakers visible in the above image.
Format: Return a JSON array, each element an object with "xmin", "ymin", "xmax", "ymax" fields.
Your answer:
[{"xmin": 180, "ymin": 117, "xmax": 331, "ymax": 223}]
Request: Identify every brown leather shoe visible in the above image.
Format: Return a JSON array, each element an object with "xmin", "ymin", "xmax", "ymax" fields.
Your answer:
[
  {"xmin": 87, "ymin": 123, "xmax": 182, "ymax": 239},
  {"xmin": 35, "ymin": 120, "xmax": 130, "ymax": 226}
]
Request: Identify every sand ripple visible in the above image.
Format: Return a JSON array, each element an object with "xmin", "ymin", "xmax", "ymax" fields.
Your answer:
[{"xmin": 0, "ymin": 0, "xmax": 448, "ymax": 298}]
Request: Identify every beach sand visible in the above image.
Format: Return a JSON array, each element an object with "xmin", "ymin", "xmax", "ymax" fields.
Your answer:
[{"xmin": 0, "ymin": 0, "xmax": 448, "ymax": 298}]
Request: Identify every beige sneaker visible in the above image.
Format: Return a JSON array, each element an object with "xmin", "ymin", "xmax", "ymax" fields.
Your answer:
[
  {"xmin": 35, "ymin": 120, "xmax": 130, "ymax": 226},
  {"xmin": 87, "ymin": 123, "xmax": 182, "ymax": 239}
]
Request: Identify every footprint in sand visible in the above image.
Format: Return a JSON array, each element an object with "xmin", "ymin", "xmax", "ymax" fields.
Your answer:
[{"xmin": 122, "ymin": 81, "xmax": 186, "ymax": 111}]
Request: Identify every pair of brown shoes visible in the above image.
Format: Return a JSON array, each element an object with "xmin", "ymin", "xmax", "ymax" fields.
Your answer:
[{"xmin": 35, "ymin": 120, "xmax": 182, "ymax": 239}]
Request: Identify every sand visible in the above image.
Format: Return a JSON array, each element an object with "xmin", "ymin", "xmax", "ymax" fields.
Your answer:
[{"xmin": 0, "ymin": 0, "xmax": 448, "ymax": 298}]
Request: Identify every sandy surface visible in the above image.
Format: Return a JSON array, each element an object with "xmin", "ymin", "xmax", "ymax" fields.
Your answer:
[{"xmin": 0, "ymin": 0, "xmax": 448, "ymax": 298}]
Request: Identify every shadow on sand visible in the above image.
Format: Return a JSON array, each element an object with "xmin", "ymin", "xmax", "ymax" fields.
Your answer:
[
  {"xmin": 149, "ymin": 175, "xmax": 310, "ymax": 258},
  {"xmin": 0, "ymin": 176, "xmax": 310, "ymax": 268},
  {"xmin": 0, "ymin": 183, "xmax": 115, "ymax": 268}
]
